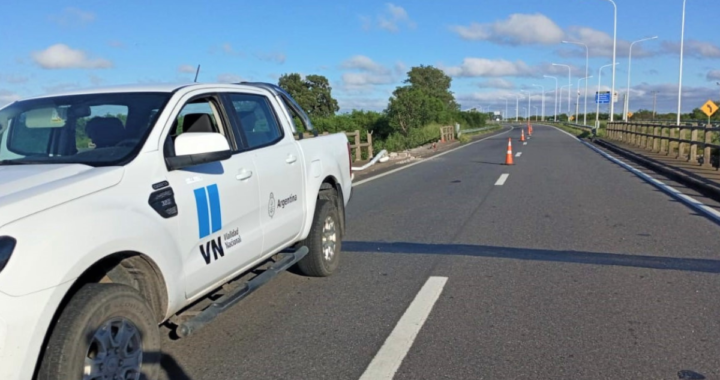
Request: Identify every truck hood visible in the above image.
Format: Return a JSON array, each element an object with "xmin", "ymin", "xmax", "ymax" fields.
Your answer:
[{"xmin": 0, "ymin": 164, "xmax": 124, "ymax": 228}]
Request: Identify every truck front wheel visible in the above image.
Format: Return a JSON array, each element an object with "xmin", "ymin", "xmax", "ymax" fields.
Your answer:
[
  {"xmin": 37, "ymin": 283, "xmax": 161, "ymax": 380},
  {"xmin": 296, "ymin": 199, "xmax": 341, "ymax": 277}
]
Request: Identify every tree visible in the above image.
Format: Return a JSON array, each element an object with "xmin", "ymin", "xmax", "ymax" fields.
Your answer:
[
  {"xmin": 278, "ymin": 73, "xmax": 339, "ymax": 118},
  {"xmin": 404, "ymin": 65, "xmax": 459, "ymax": 111},
  {"xmin": 386, "ymin": 86, "xmax": 445, "ymax": 136}
]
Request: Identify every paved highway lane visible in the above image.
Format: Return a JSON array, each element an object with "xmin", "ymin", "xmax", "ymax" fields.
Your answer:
[{"xmin": 159, "ymin": 125, "xmax": 720, "ymax": 380}]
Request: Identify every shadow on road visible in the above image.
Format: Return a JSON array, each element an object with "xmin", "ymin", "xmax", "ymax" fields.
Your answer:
[{"xmin": 344, "ymin": 241, "xmax": 720, "ymax": 274}]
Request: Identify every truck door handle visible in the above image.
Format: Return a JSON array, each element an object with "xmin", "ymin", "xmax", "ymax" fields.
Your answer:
[
  {"xmin": 236, "ymin": 170, "xmax": 253, "ymax": 181},
  {"xmin": 286, "ymin": 155, "xmax": 297, "ymax": 164}
]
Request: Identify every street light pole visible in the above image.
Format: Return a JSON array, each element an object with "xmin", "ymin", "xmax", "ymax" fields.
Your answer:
[
  {"xmin": 625, "ymin": 36, "xmax": 658, "ymax": 121},
  {"xmin": 544, "ymin": 75, "xmax": 559, "ymax": 122},
  {"xmin": 596, "ymin": 0, "xmax": 619, "ymax": 121},
  {"xmin": 563, "ymin": 41, "xmax": 590, "ymax": 125},
  {"xmin": 577, "ymin": 76, "xmax": 593, "ymax": 123},
  {"xmin": 532, "ymin": 84, "xmax": 545, "ymax": 122},
  {"xmin": 597, "ymin": 63, "xmax": 618, "ymax": 129},
  {"xmin": 534, "ymin": 106, "xmax": 539, "ymax": 120},
  {"xmin": 515, "ymin": 94, "xmax": 521, "ymax": 122},
  {"xmin": 553, "ymin": 63, "xmax": 572, "ymax": 113},
  {"xmin": 677, "ymin": 0, "xmax": 688, "ymax": 125}
]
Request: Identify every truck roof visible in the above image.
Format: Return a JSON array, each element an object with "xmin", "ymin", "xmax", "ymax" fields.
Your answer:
[{"xmin": 17, "ymin": 82, "xmax": 292, "ymax": 101}]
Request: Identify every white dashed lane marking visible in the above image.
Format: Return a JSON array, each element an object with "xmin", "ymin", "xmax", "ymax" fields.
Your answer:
[
  {"xmin": 359, "ymin": 276, "xmax": 448, "ymax": 380},
  {"xmin": 515, "ymin": 152, "xmax": 522, "ymax": 157},
  {"xmin": 495, "ymin": 174, "xmax": 510, "ymax": 186}
]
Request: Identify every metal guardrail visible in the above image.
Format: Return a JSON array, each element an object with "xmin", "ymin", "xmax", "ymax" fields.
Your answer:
[
  {"xmin": 606, "ymin": 122, "xmax": 720, "ymax": 167},
  {"xmin": 566, "ymin": 122, "xmax": 593, "ymax": 130}
]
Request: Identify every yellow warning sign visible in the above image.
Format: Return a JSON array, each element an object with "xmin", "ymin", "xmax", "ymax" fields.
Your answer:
[
  {"xmin": 627, "ymin": 112, "xmax": 633, "ymax": 118},
  {"xmin": 569, "ymin": 115, "xmax": 575, "ymax": 121},
  {"xmin": 701, "ymin": 100, "xmax": 718, "ymax": 117}
]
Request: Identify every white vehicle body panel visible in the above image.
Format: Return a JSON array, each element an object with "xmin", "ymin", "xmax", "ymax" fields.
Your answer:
[{"xmin": 0, "ymin": 83, "xmax": 352, "ymax": 379}]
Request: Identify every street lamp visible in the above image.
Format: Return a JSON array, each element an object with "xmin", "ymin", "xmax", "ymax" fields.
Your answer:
[
  {"xmin": 515, "ymin": 93, "xmax": 522, "ymax": 122},
  {"xmin": 593, "ymin": 0, "xmax": 618, "ymax": 121},
  {"xmin": 532, "ymin": 84, "xmax": 545, "ymax": 122},
  {"xmin": 533, "ymin": 106, "xmax": 539, "ymax": 121},
  {"xmin": 563, "ymin": 41, "xmax": 590, "ymax": 125},
  {"xmin": 596, "ymin": 62, "xmax": 619, "ymax": 129},
  {"xmin": 521, "ymin": 90, "xmax": 531, "ymax": 120},
  {"xmin": 625, "ymin": 36, "xmax": 658, "ymax": 121},
  {"xmin": 552, "ymin": 63, "xmax": 572, "ymax": 113},
  {"xmin": 677, "ymin": 0, "xmax": 688, "ymax": 125},
  {"xmin": 577, "ymin": 76, "xmax": 593, "ymax": 123},
  {"xmin": 544, "ymin": 75, "xmax": 559, "ymax": 122}
]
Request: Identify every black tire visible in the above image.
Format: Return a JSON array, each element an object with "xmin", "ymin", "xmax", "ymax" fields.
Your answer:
[
  {"xmin": 37, "ymin": 283, "xmax": 161, "ymax": 380},
  {"xmin": 295, "ymin": 199, "xmax": 341, "ymax": 277}
]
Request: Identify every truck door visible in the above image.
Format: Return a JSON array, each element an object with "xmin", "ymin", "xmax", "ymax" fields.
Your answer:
[
  {"xmin": 163, "ymin": 94, "xmax": 262, "ymax": 298},
  {"xmin": 221, "ymin": 93, "xmax": 305, "ymax": 255}
]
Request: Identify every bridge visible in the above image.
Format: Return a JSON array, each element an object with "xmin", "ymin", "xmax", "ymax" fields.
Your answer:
[{"xmin": 156, "ymin": 124, "xmax": 720, "ymax": 380}]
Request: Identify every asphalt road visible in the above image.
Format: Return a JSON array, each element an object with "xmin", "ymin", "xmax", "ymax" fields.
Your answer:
[{"xmin": 159, "ymin": 124, "xmax": 720, "ymax": 380}]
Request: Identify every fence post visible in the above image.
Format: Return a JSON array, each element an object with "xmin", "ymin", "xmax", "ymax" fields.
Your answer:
[
  {"xmin": 690, "ymin": 128, "xmax": 699, "ymax": 163},
  {"xmin": 667, "ymin": 127, "xmax": 676, "ymax": 156},
  {"xmin": 703, "ymin": 123, "xmax": 713, "ymax": 167},
  {"xmin": 677, "ymin": 128, "xmax": 685, "ymax": 158},
  {"xmin": 660, "ymin": 127, "xmax": 668, "ymax": 154},
  {"xmin": 354, "ymin": 131, "xmax": 361, "ymax": 161},
  {"xmin": 367, "ymin": 131, "xmax": 373, "ymax": 159},
  {"xmin": 652, "ymin": 126, "xmax": 659, "ymax": 152}
]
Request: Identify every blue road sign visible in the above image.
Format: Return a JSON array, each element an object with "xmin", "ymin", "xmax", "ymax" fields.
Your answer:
[{"xmin": 595, "ymin": 92, "xmax": 611, "ymax": 104}]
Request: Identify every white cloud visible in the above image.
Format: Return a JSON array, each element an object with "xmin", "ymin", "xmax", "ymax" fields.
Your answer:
[
  {"xmin": 50, "ymin": 7, "xmax": 95, "ymax": 26},
  {"xmin": 217, "ymin": 73, "xmax": 243, "ymax": 83},
  {"xmin": 394, "ymin": 61, "xmax": 407, "ymax": 76},
  {"xmin": 662, "ymin": 40, "xmax": 720, "ymax": 59},
  {"xmin": 341, "ymin": 55, "xmax": 390, "ymax": 74},
  {"xmin": 213, "ymin": 43, "xmax": 243, "ymax": 57},
  {"xmin": 178, "ymin": 64, "xmax": 197, "ymax": 74},
  {"xmin": 339, "ymin": 55, "xmax": 396, "ymax": 89},
  {"xmin": 707, "ymin": 70, "xmax": 720, "ymax": 81},
  {"xmin": 442, "ymin": 58, "xmax": 535, "ymax": 78},
  {"xmin": 255, "ymin": 51, "xmax": 286, "ymax": 64},
  {"xmin": 477, "ymin": 78, "xmax": 515, "ymax": 89},
  {"xmin": 337, "ymin": 97, "xmax": 388, "ymax": 112},
  {"xmin": 451, "ymin": 13, "xmax": 564, "ymax": 45},
  {"xmin": 363, "ymin": 3, "xmax": 415, "ymax": 33},
  {"xmin": 0, "ymin": 90, "xmax": 21, "ymax": 107},
  {"xmin": 32, "ymin": 44, "xmax": 112, "ymax": 69}
]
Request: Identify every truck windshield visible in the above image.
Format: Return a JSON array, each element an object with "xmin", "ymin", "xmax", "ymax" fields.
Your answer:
[{"xmin": 0, "ymin": 92, "xmax": 170, "ymax": 166}]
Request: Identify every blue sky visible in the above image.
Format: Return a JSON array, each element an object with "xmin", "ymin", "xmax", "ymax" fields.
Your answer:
[{"xmin": 1, "ymin": 0, "xmax": 719, "ymax": 115}]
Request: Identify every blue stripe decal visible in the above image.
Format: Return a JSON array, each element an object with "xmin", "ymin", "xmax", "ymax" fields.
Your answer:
[
  {"xmin": 207, "ymin": 184, "xmax": 222, "ymax": 233},
  {"xmin": 193, "ymin": 187, "xmax": 210, "ymax": 239}
]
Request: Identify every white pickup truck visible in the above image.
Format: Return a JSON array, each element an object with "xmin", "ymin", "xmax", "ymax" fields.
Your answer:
[{"xmin": 0, "ymin": 82, "xmax": 352, "ymax": 380}]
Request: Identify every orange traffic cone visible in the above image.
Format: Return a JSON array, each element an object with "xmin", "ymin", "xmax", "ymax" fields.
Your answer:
[
  {"xmin": 520, "ymin": 129, "xmax": 526, "ymax": 142},
  {"xmin": 529, "ymin": 125, "xmax": 533, "ymax": 135},
  {"xmin": 528, "ymin": 122, "xmax": 533, "ymax": 136},
  {"xmin": 505, "ymin": 138, "xmax": 514, "ymax": 165}
]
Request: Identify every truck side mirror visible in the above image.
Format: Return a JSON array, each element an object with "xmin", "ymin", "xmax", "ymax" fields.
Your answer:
[{"xmin": 166, "ymin": 132, "xmax": 232, "ymax": 171}]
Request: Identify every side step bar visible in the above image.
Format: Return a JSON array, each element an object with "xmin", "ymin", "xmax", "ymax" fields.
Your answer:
[{"xmin": 176, "ymin": 246, "xmax": 308, "ymax": 338}]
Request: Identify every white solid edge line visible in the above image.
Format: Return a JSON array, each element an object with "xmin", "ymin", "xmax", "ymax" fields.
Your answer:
[
  {"xmin": 359, "ymin": 276, "xmax": 448, "ymax": 380},
  {"xmin": 515, "ymin": 152, "xmax": 522, "ymax": 157},
  {"xmin": 495, "ymin": 173, "xmax": 510, "ymax": 186},
  {"xmin": 551, "ymin": 126, "xmax": 720, "ymax": 224},
  {"xmin": 353, "ymin": 127, "xmax": 514, "ymax": 187}
]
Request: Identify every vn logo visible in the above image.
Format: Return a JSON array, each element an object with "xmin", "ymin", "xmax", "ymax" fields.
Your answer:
[
  {"xmin": 193, "ymin": 184, "xmax": 222, "ymax": 239},
  {"xmin": 200, "ymin": 237, "xmax": 224, "ymax": 265}
]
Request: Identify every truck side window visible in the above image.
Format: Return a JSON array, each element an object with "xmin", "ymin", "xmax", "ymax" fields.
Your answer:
[
  {"xmin": 226, "ymin": 94, "xmax": 283, "ymax": 150},
  {"xmin": 165, "ymin": 97, "xmax": 229, "ymax": 156}
]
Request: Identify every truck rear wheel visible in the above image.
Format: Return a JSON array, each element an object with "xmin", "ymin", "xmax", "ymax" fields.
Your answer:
[
  {"xmin": 296, "ymin": 199, "xmax": 341, "ymax": 277},
  {"xmin": 37, "ymin": 283, "xmax": 161, "ymax": 380}
]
